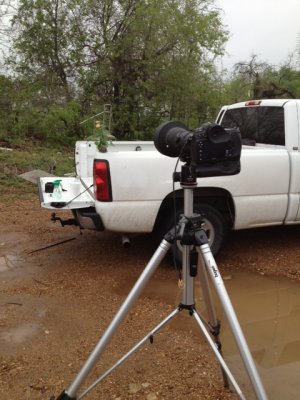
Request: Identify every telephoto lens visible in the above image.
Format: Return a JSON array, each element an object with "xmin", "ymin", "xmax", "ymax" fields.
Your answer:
[{"xmin": 154, "ymin": 121, "xmax": 191, "ymax": 158}]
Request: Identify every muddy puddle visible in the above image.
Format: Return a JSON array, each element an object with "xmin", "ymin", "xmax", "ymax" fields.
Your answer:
[
  {"xmin": 215, "ymin": 272, "xmax": 300, "ymax": 400},
  {"xmin": 0, "ymin": 254, "xmax": 23, "ymax": 272},
  {"xmin": 0, "ymin": 252, "xmax": 37, "ymax": 282},
  {"xmin": 0, "ymin": 231, "xmax": 39, "ymax": 281},
  {"xmin": 0, "ymin": 322, "xmax": 39, "ymax": 345},
  {"xmin": 117, "ymin": 270, "xmax": 300, "ymax": 400}
]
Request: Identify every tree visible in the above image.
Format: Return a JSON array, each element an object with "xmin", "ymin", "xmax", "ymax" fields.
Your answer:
[
  {"xmin": 11, "ymin": 0, "xmax": 228, "ymax": 139},
  {"xmin": 232, "ymin": 55, "xmax": 271, "ymax": 99},
  {"xmin": 224, "ymin": 55, "xmax": 300, "ymax": 103},
  {"xmin": 12, "ymin": 0, "xmax": 78, "ymax": 101},
  {"xmin": 78, "ymin": 0, "xmax": 228, "ymax": 136},
  {"xmin": 0, "ymin": 0, "xmax": 16, "ymax": 69},
  {"xmin": 0, "ymin": 1, "xmax": 14, "ymax": 45}
]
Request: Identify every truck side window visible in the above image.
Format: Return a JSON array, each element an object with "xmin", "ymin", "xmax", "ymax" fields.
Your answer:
[{"xmin": 220, "ymin": 106, "xmax": 285, "ymax": 146}]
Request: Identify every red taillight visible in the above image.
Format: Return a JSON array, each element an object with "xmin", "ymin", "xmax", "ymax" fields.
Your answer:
[
  {"xmin": 93, "ymin": 160, "xmax": 112, "ymax": 202},
  {"xmin": 245, "ymin": 100, "xmax": 261, "ymax": 106}
]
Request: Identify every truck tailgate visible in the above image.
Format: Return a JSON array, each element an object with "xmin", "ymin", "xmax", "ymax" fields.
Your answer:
[{"xmin": 38, "ymin": 177, "xmax": 94, "ymax": 210}]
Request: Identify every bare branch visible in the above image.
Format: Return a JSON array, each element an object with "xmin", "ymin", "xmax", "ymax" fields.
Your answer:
[{"xmin": 0, "ymin": 0, "xmax": 16, "ymax": 47}]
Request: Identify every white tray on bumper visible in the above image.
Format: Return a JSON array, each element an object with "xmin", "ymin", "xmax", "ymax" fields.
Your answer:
[{"xmin": 38, "ymin": 177, "xmax": 94, "ymax": 210}]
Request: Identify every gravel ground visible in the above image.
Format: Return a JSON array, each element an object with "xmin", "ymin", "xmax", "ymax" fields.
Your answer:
[{"xmin": 1, "ymin": 199, "xmax": 300, "ymax": 400}]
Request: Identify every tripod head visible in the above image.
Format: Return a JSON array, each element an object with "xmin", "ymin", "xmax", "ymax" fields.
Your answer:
[{"xmin": 173, "ymin": 163, "xmax": 197, "ymax": 187}]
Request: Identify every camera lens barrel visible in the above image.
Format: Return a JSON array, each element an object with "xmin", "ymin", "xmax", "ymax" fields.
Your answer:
[{"xmin": 154, "ymin": 121, "xmax": 191, "ymax": 158}]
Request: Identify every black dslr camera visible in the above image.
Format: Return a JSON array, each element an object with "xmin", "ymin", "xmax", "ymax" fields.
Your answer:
[{"xmin": 154, "ymin": 121, "xmax": 241, "ymax": 178}]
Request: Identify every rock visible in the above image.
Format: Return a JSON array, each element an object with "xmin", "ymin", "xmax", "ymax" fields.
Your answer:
[
  {"xmin": 146, "ymin": 393, "xmax": 158, "ymax": 400},
  {"xmin": 128, "ymin": 383, "xmax": 142, "ymax": 394}
]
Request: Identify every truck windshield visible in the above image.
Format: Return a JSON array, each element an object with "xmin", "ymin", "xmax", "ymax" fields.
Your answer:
[{"xmin": 220, "ymin": 106, "xmax": 285, "ymax": 146}]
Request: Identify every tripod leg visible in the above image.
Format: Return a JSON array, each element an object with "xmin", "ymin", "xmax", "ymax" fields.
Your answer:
[
  {"xmin": 61, "ymin": 239, "xmax": 172, "ymax": 400},
  {"xmin": 197, "ymin": 250, "xmax": 229, "ymax": 388},
  {"xmin": 199, "ymin": 243, "xmax": 268, "ymax": 400},
  {"xmin": 192, "ymin": 310, "xmax": 246, "ymax": 400},
  {"xmin": 77, "ymin": 308, "xmax": 180, "ymax": 399}
]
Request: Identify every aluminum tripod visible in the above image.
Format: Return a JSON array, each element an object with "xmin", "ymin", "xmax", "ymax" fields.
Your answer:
[{"xmin": 55, "ymin": 179, "xmax": 268, "ymax": 400}]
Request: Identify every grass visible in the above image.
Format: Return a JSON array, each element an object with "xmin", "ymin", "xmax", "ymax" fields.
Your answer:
[{"xmin": 0, "ymin": 140, "xmax": 75, "ymax": 202}]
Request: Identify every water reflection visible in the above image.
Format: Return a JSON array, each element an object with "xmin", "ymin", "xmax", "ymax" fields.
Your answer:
[
  {"xmin": 117, "ymin": 270, "xmax": 300, "ymax": 399},
  {"xmin": 205, "ymin": 272, "xmax": 300, "ymax": 400}
]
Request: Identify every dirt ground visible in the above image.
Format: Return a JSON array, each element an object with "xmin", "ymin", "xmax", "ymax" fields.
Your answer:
[{"xmin": 1, "ymin": 199, "xmax": 300, "ymax": 400}]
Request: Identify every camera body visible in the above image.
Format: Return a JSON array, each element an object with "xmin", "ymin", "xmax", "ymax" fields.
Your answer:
[{"xmin": 154, "ymin": 121, "xmax": 241, "ymax": 178}]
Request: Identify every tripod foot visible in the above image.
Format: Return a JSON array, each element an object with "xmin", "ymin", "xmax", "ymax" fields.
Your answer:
[{"xmin": 53, "ymin": 390, "xmax": 76, "ymax": 400}]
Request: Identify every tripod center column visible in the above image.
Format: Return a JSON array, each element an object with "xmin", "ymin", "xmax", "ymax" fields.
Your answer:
[
  {"xmin": 183, "ymin": 186, "xmax": 194, "ymax": 216},
  {"xmin": 181, "ymin": 186, "xmax": 195, "ymax": 306}
]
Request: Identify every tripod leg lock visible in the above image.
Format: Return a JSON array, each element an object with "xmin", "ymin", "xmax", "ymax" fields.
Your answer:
[
  {"xmin": 194, "ymin": 229, "xmax": 208, "ymax": 246},
  {"xmin": 163, "ymin": 225, "xmax": 177, "ymax": 244},
  {"xmin": 209, "ymin": 319, "xmax": 221, "ymax": 337}
]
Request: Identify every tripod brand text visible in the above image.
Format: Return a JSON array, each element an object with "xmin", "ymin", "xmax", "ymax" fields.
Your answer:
[{"xmin": 212, "ymin": 266, "xmax": 219, "ymax": 278}]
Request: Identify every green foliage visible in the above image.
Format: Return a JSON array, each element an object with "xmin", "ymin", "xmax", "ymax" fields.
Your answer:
[
  {"xmin": 0, "ymin": 143, "xmax": 75, "ymax": 201},
  {"xmin": 38, "ymin": 101, "xmax": 83, "ymax": 143},
  {"xmin": 8, "ymin": 0, "xmax": 228, "ymax": 139},
  {"xmin": 3, "ymin": 1, "xmax": 300, "ymax": 145},
  {"xmin": 1, "ymin": 98, "xmax": 83, "ymax": 146}
]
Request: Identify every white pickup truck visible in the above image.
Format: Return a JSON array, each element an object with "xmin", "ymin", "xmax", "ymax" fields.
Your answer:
[{"xmin": 39, "ymin": 99, "xmax": 300, "ymax": 255}]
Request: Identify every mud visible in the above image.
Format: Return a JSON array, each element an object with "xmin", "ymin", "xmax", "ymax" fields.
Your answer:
[
  {"xmin": 1, "ymin": 199, "xmax": 300, "ymax": 399},
  {"xmin": 117, "ymin": 268, "xmax": 300, "ymax": 399}
]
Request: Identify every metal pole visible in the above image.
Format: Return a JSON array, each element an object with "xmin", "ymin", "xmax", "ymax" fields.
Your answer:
[
  {"xmin": 181, "ymin": 187, "xmax": 195, "ymax": 306},
  {"xmin": 192, "ymin": 310, "xmax": 246, "ymax": 400},
  {"xmin": 197, "ymin": 250, "xmax": 230, "ymax": 387},
  {"xmin": 200, "ymin": 243, "xmax": 268, "ymax": 400}
]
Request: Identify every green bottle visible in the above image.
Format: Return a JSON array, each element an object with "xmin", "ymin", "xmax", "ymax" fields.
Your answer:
[{"xmin": 52, "ymin": 179, "xmax": 62, "ymax": 200}]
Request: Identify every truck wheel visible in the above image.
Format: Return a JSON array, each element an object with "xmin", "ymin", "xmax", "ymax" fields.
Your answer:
[{"xmin": 159, "ymin": 203, "xmax": 227, "ymax": 265}]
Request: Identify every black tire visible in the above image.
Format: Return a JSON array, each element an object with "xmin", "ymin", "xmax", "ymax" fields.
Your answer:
[{"xmin": 158, "ymin": 203, "xmax": 227, "ymax": 265}]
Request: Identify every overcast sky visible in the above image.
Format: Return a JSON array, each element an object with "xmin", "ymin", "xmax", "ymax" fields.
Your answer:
[{"xmin": 216, "ymin": 0, "xmax": 300, "ymax": 70}]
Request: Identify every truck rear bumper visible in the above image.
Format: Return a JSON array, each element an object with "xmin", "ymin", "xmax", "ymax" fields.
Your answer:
[{"xmin": 72, "ymin": 207, "xmax": 104, "ymax": 231}]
